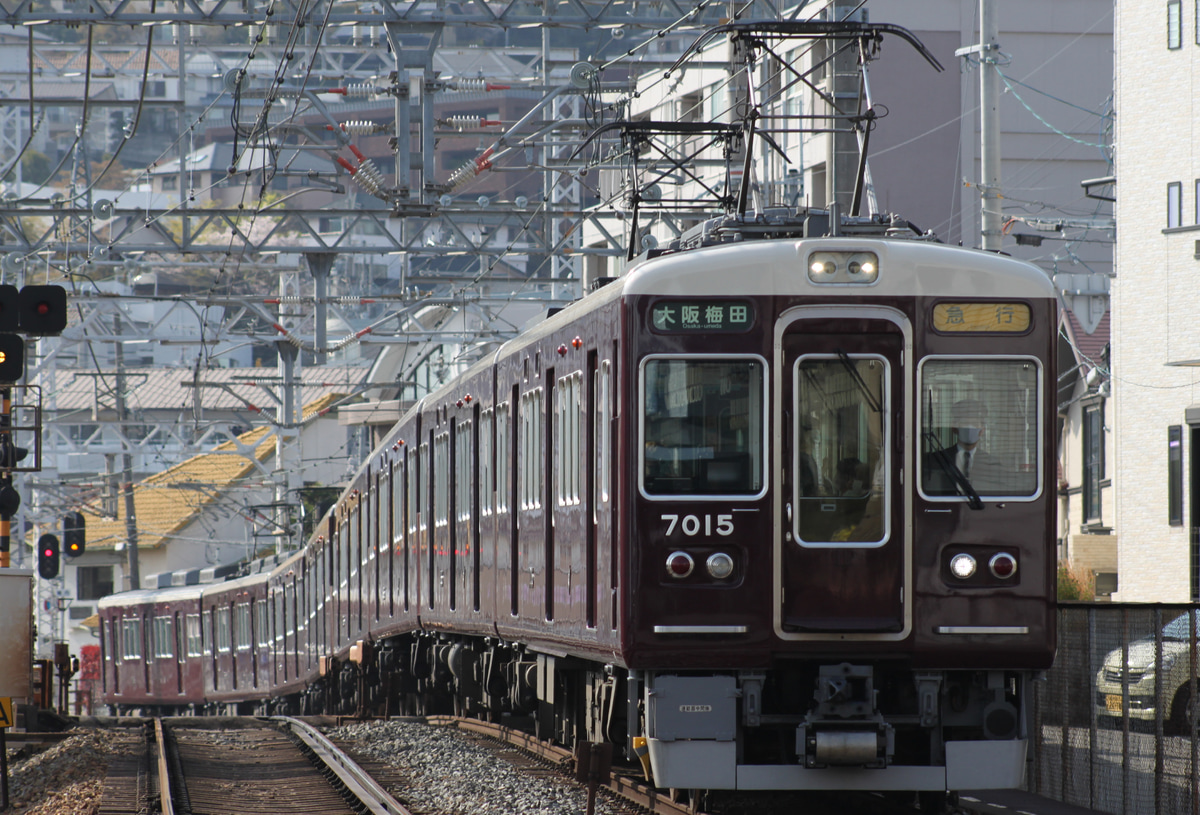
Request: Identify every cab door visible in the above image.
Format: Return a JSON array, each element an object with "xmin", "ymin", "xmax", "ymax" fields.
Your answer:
[{"xmin": 775, "ymin": 306, "xmax": 911, "ymax": 639}]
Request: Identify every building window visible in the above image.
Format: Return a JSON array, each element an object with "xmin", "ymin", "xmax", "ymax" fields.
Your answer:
[
  {"xmin": 1168, "ymin": 181, "xmax": 1182, "ymax": 228},
  {"xmin": 77, "ymin": 565, "xmax": 114, "ymax": 600},
  {"xmin": 1170, "ymin": 0, "xmax": 1183, "ymax": 48},
  {"xmin": 1194, "ymin": 179, "xmax": 1200, "ymax": 224},
  {"xmin": 1169, "ymin": 425, "xmax": 1184, "ymax": 525},
  {"xmin": 1083, "ymin": 404, "xmax": 1104, "ymax": 521}
]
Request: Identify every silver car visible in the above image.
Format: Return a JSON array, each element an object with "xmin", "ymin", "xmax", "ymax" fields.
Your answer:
[{"xmin": 1095, "ymin": 613, "xmax": 1199, "ymax": 734}]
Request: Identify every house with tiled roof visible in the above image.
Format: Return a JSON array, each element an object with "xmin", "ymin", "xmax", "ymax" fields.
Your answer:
[
  {"xmin": 1057, "ymin": 309, "xmax": 1113, "ymax": 598},
  {"xmin": 52, "ymin": 392, "xmax": 355, "ymax": 658}
]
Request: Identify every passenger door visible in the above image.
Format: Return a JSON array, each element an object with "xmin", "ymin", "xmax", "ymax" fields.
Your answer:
[{"xmin": 776, "ymin": 308, "xmax": 910, "ymax": 639}]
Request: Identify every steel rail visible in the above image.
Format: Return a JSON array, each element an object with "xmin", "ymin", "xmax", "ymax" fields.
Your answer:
[
  {"xmin": 152, "ymin": 718, "xmax": 176, "ymax": 815},
  {"xmin": 274, "ymin": 715, "xmax": 414, "ymax": 815}
]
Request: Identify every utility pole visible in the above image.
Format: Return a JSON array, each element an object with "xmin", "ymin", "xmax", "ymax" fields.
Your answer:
[
  {"xmin": 114, "ymin": 314, "xmax": 140, "ymax": 590},
  {"xmin": 955, "ymin": 0, "xmax": 1003, "ymax": 250},
  {"xmin": 978, "ymin": 0, "xmax": 1002, "ymax": 251}
]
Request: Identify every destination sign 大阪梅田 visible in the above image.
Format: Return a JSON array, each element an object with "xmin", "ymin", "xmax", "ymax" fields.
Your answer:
[
  {"xmin": 650, "ymin": 300, "xmax": 754, "ymax": 333},
  {"xmin": 933, "ymin": 302, "xmax": 1031, "ymax": 333}
]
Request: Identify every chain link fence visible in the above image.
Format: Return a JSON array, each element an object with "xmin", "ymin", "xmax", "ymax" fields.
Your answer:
[{"xmin": 1031, "ymin": 604, "xmax": 1200, "ymax": 814}]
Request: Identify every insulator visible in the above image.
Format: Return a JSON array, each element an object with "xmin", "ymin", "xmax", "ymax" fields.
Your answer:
[
  {"xmin": 452, "ymin": 78, "xmax": 488, "ymax": 92},
  {"xmin": 337, "ymin": 120, "xmax": 380, "ymax": 135},
  {"xmin": 343, "ymin": 83, "xmax": 376, "ymax": 98},
  {"xmin": 447, "ymin": 157, "xmax": 482, "ymax": 192},
  {"xmin": 446, "ymin": 116, "xmax": 475, "ymax": 131}
]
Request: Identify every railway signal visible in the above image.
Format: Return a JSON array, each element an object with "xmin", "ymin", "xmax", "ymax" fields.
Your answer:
[
  {"xmin": 17, "ymin": 285, "xmax": 68, "ymax": 336},
  {"xmin": 37, "ymin": 533, "xmax": 59, "ymax": 580},
  {"xmin": 64, "ymin": 511, "xmax": 86, "ymax": 556},
  {"xmin": 0, "ymin": 334, "xmax": 23, "ymax": 384}
]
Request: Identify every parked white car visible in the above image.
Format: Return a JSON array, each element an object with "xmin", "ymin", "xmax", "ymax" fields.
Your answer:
[{"xmin": 1095, "ymin": 613, "xmax": 1199, "ymax": 734}]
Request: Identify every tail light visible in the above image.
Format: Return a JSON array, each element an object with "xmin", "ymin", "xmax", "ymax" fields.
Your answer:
[
  {"xmin": 666, "ymin": 552, "xmax": 694, "ymax": 578},
  {"xmin": 989, "ymin": 552, "xmax": 1018, "ymax": 579}
]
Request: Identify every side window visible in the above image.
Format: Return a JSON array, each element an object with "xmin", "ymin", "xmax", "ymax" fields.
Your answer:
[
  {"xmin": 456, "ymin": 420, "xmax": 473, "ymax": 522},
  {"xmin": 480, "ymin": 409, "xmax": 494, "ymax": 516},
  {"xmin": 1083, "ymin": 403, "xmax": 1104, "ymax": 522},
  {"xmin": 393, "ymin": 456, "xmax": 405, "ymax": 541},
  {"xmin": 496, "ymin": 403, "xmax": 510, "ymax": 513},
  {"xmin": 186, "ymin": 614, "xmax": 202, "ymax": 657},
  {"xmin": 1169, "ymin": 425, "xmax": 1184, "ymax": 526},
  {"xmin": 557, "ymin": 372, "xmax": 582, "ymax": 506},
  {"xmin": 417, "ymin": 442, "xmax": 429, "ymax": 530},
  {"xmin": 919, "ymin": 357, "xmax": 1042, "ymax": 501},
  {"xmin": 520, "ymin": 389, "xmax": 544, "ymax": 509},
  {"xmin": 1169, "ymin": 0, "xmax": 1183, "ymax": 48},
  {"xmin": 596, "ymin": 361, "xmax": 612, "ymax": 505},
  {"xmin": 1168, "ymin": 181, "xmax": 1182, "ymax": 228},
  {"xmin": 434, "ymin": 431, "xmax": 450, "ymax": 526}
]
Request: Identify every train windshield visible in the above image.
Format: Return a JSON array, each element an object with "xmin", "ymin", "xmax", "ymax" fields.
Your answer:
[
  {"xmin": 919, "ymin": 357, "xmax": 1041, "ymax": 500},
  {"xmin": 641, "ymin": 356, "xmax": 765, "ymax": 497},
  {"xmin": 793, "ymin": 354, "xmax": 890, "ymax": 546}
]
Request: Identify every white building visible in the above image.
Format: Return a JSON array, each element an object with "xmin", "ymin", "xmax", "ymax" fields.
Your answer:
[{"xmin": 1110, "ymin": 0, "xmax": 1200, "ymax": 601}]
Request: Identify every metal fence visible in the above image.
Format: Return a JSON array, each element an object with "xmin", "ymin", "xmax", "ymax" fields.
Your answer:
[{"xmin": 1031, "ymin": 603, "xmax": 1200, "ymax": 815}]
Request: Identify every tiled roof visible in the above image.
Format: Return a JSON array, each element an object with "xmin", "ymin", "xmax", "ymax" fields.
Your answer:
[
  {"xmin": 81, "ymin": 391, "xmax": 348, "ymax": 551},
  {"xmin": 48, "ymin": 365, "xmax": 367, "ymax": 414},
  {"xmin": 1062, "ymin": 309, "xmax": 1110, "ymax": 367}
]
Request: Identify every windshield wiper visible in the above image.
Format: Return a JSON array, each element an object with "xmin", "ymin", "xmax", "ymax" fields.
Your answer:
[
  {"xmin": 835, "ymin": 349, "xmax": 882, "ymax": 413},
  {"xmin": 923, "ymin": 431, "xmax": 983, "ymax": 510}
]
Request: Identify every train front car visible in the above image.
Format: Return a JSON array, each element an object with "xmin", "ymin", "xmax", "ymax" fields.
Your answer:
[{"xmin": 623, "ymin": 234, "xmax": 1056, "ymax": 795}]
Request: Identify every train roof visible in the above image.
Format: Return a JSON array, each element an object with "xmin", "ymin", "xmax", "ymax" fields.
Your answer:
[
  {"xmin": 622, "ymin": 236, "xmax": 1056, "ymax": 300},
  {"xmin": 97, "ymin": 583, "xmax": 205, "ymax": 610}
]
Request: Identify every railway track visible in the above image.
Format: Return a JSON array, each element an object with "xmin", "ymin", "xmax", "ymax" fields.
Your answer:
[{"xmin": 99, "ymin": 717, "xmax": 412, "ymax": 815}]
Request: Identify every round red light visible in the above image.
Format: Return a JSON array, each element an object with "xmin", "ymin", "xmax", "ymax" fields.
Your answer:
[
  {"xmin": 557, "ymin": 344, "xmax": 568, "ymax": 356},
  {"xmin": 666, "ymin": 551, "xmax": 694, "ymax": 578},
  {"xmin": 572, "ymin": 336, "xmax": 582, "ymax": 349},
  {"xmin": 989, "ymin": 552, "xmax": 1017, "ymax": 579}
]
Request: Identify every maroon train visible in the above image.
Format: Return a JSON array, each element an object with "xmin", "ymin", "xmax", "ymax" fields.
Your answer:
[{"xmin": 100, "ymin": 211, "xmax": 1057, "ymax": 800}]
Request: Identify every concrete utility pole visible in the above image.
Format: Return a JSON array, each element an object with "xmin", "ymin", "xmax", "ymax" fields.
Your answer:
[
  {"xmin": 978, "ymin": 0, "xmax": 1003, "ymax": 251},
  {"xmin": 114, "ymin": 314, "xmax": 140, "ymax": 590},
  {"xmin": 955, "ymin": 0, "xmax": 1003, "ymax": 251}
]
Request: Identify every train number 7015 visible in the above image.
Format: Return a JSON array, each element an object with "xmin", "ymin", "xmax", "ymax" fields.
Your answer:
[{"xmin": 662, "ymin": 514, "xmax": 734, "ymax": 537}]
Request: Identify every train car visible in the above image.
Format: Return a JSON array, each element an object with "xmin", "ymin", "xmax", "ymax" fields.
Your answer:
[
  {"xmin": 98, "ymin": 585, "xmax": 204, "ymax": 714},
  {"xmin": 101, "ymin": 210, "xmax": 1056, "ymax": 805}
]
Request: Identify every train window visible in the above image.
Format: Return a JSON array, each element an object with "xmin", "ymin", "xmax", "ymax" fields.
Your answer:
[
  {"xmin": 185, "ymin": 614, "xmax": 202, "ymax": 657},
  {"xmin": 256, "ymin": 602, "xmax": 270, "ymax": 649},
  {"xmin": 435, "ymin": 431, "xmax": 450, "ymax": 526},
  {"xmin": 480, "ymin": 409, "xmax": 494, "ymax": 516},
  {"xmin": 418, "ymin": 442, "xmax": 429, "ymax": 531},
  {"xmin": 216, "ymin": 607, "xmax": 231, "ymax": 653},
  {"xmin": 350, "ymin": 505, "xmax": 361, "ymax": 579},
  {"xmin": 496, "ymin": 403, "xmax": 510, "ymax": 513},
  {"xmin": 520, "ymin": 389, "xmax": 544, "ymax": 509},
  {"xmin": 456, "ymin": 420, "xmax": 472, "ymax": 522},
  {"xmin": 793, "ymin": 354, "xmax": 890, "ymax": 547},
  {"xmin": 121, "ymin": 618, "xmax": 142, "ymax": 660},
  {"xmin": 640, "ymin": 356, "xmax": 766, "ymax": 499},
  {"xmin": 557, "ymin": 372, "xmax": 583, "ymax": 506},
  {"xmin": 153, "ymin": 616, "xmax": 174, "ymax": 658},
  {"xmin": 596, "ymin": 361, "xmax": 612, "ymax": 505},
  {"xmin": 236, "ymin": 604, "xmax": 251, "ymax": 651},
  {"xmin": 393, "ymin": 457, "xmax": 405, "ymax": 541},
  {"xmin": 919, "ymin": 357, "xmax": 1041, "ymax": 501}
]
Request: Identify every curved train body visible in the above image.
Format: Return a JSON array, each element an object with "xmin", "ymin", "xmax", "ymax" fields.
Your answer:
[{"xmin": 100, "ymin": 221, "xmax": 1056, "ymax": 795}]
